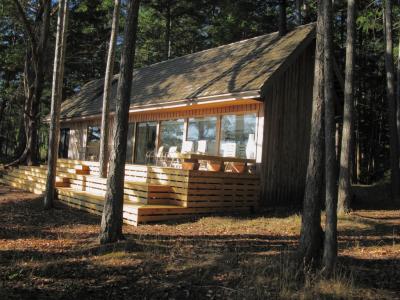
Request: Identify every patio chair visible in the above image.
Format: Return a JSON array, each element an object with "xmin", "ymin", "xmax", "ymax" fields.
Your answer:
[
  {"xmin": 166, "ymin": 146, "xmax": 179, "ymax": 168},
  {"xmin": 197, "ymin": 140, "xmax": 208, "ymax": 170},
  {"xmin": 197, "ymin": 140, "xmax": 207, "ymax": 154},
  {"xmin": 181, "ymin": 140, "xmax": 194, "ymax": 154},
  {"xmin": 145, "ymin": 146, "xmax": 165, "ymax": 166},
  {"xmin": 221, "ymin": 142, "xmax": 237, "ymax": 172}
]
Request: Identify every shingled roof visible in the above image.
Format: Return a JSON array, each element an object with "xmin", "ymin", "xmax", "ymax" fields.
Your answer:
[{"xmin": 60, "ymin": 23, "xmax": 315, "ymax": 120}]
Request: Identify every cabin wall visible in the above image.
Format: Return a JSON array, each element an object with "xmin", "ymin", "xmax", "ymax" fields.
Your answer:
[{"xmin": 260, "ymin": 44, "xmax": 315, "ymax": 206}]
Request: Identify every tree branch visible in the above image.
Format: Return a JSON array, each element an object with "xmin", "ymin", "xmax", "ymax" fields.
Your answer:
[{"xmin": 12, "ymin": 0, "xmax": 37, "ymax": 50}]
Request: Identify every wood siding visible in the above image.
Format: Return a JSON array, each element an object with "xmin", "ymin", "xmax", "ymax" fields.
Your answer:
[{"xmin": 259, "ymin": 43, "xmax": 315, "ymax": 206}]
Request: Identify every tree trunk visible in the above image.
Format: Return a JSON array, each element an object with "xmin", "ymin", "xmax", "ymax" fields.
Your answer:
[
  {"xmin": 165, "ymin": 0, "xmax": 172, "ymax": 59},
  {"xmin": 7, "ymin": 0, "xmax": 51, "ymax": 167},
  {"xmin": 99, "ymin": 0, "xmax": 141, "ymax": 244},
  {"xmin": 322, "ymin": 0, "xmax": 337, "ymax": 276},
  {"xmin": 397, "ymin": 4, "xmax": 400, "ymax": 157},
  {"xmin": 298, "ymin": 0, "xmax": 324, "ymax": 267},
  {"xmin": 295, "ymin": 0, "xmax": 303, "ymax": 25},
  {"xmin": 338, "ymin": 0, "xmax": 355, "ymax": 214},
  {"xmin": 279, "ymin": 0, "xmax": 287, "ymax": 36},
  {"xmin": 384, "ymin": 0, "xmax": 400, "ymax": 202},
  {"xmin": 99, "ymin": 0, "xmax": 121, "ymax": 178},
  {"xmin": 44, "ymin": 0, "xmax": 69, "ymax": 210}
]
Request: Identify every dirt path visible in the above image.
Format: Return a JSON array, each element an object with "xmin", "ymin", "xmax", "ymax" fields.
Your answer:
[{"xmin": 0, "ymin": 184, "xmax": 399, "ymax": 299}]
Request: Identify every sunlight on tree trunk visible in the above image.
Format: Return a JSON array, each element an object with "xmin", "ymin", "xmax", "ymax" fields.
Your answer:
[
  {"xmin": 338, "ymin": 0, "xmax": 356, "ymax": 214},
  {"xmin": 99, "ymin": 0, "xmax": 141, "ymax": 244},
  {"xmin": 44, "ymin": 0, "xmax": 69, "ymax": 210},
  {"xmin": 298, "ymin": 1, "xmax": 324, "ymax": 267},
  {"xmin": 99, "ymin": 0, "xmax": 121, "ymax": 178}
]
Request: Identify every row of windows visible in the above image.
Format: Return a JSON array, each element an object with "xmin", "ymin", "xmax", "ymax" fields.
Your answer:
[{"xmin": 86, "ymin": 113, "xmax": 257, "ymax": 163}]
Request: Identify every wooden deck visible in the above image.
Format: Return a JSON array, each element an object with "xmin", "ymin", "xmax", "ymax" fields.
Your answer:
[{"xmin": 0, "ymin": 159, "xmax": 259, "ymax": 225}]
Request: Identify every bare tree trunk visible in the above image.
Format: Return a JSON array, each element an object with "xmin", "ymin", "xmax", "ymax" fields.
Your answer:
[
  {"xmin": 99, "ymin": 0, "xmax": 141, "ymax": 244},
  {"xmin": 384, "ymin": 0, "xmax": 400, "ymax": 202},
  {"xmin": 322, "ymin": 0, "xmax": 337, "ymax": 276},
  {"xmin": 165, "ymin": 0, "xmax": 172, "ymax": 59},
  {"xmin": 338, "ymin": 0, "xmax": 355, "ymax": 214},
  {"xmin": 295, "ymin": 0, "xmax": 303, "ymax": 25},
  {"xmin": 397, "ymin": 1, "xmax": 400, "ymax": 157},
  {"xmin": 99, "ymin": 0, "xmax": 121, "ymax": 178},
  {"xmin": 7, "ymin": 0, "xmax": 51, "ymax": 167},
  {"xmin": 298, "ymin": 1, "xmax": 324, "ymax": 267},
  {"xmin": 44, "ymin": 0, "xmax": 69, "ymax": 210},
  {"xmin": 279, "ymin": 0, "xmax": 287, "ymax": 36}
]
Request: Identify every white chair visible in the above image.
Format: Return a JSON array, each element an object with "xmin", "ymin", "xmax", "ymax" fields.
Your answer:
[
  {"xmin": 197, "ymin": 140, "xmax": 207, "ymax": 154},
  {"xmin": 145, "ymin": 146, "xmax": 164, "ymax": 165},
  {"xmin": 221, "ymin": 142, "xmax": 237, "ymax": 172},
  {"xmin": 154, "ymin": 146, "xmax": 165, "ymax": 166},
  {"xmin": 222, "ymin": 142, "xmax": 236, "ymax": 157},
  {"xmin": 181, "ymin": 140, "xmax": 194, "ymax": 154},
  {"xmin": 167, "ymin": 146, "xmax": 179, "ymax": 168}
]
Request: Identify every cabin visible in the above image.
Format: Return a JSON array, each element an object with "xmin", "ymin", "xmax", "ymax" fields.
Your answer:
[{"xmin": 1, "ymin": 24, "xmax": 316, "ymax": 224}]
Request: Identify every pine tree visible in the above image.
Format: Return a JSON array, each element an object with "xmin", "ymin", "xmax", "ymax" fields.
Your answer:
[
  {"xmin": 44, "ymin": 0, "xmax": 69, "ymax": 209},
  {"xmin": 298, "ymin": 1, "xmax": 324, "ymax": 266},
  {"xmin": 99, "ymin": 0, "xmax": 141, "ymax": 244},
  {"xmin": 99, "ymin": 0, "xmax": 121, "ymax": 178},
  {"xmin": 338, "ymin": 0, "xmax": 356, "ymax": 214}
]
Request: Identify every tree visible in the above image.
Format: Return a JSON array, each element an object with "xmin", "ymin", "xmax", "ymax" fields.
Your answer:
[
  {"xmin": 295, "ymin": 0, "xmax": 303, "ymax": 25},
  {"xmin": 6, "ymin": 0, "xmax": 51, "ymax": 166},
  {"xmin": 44, "ymin": 0, "xmax": 69, "ymax": 209},
  {"xmin": 383, "ymin": 0, "xmax": 400, "ymax": 202},
  {"xmin": 338, "ymin": 0, "xmax": 356, "ymax": 214},
  {"xmin": 99, "ymin": 0, "xmax": 121, "ymax": 178},
  {"xmin": 278, "ymin": 0, "xmax": 287, "ymax": 36},
  {"xmin": 99, "ymin": 0, "xmax": 141, "ymax": 244},
  {"xmin": 298, "ymin": 0, "xmax": 324, "ymax": 266},
  {"xmin": 322, "ymin": 0, "xmax": 337, "ymax": 276}
]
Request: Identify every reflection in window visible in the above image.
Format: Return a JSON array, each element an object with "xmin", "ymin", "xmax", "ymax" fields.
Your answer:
[
  {"xmin": 187, "ymin": 117, "xmax": 217, "ymax": 154},
  {"xmin": 134, "ymin": 122, "xmax": 157, "ymax": 164},
  {"xmin": 159, "ymin": 119, "xmax": 184, "ymax": 151},
  {"xmin": 220, "ymin": 114, "xmax": 256, "ymax": 158},
  {"xmin": 86, "ymin": 126, "xmax": 101, "ymax": 161},
  {"xmin": 126, "ymin": 123, "xmax": 135, "ymax": 163}
]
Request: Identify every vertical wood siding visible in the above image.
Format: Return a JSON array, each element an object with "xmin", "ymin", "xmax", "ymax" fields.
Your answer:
[{"xmin": 259, "ymin": 44, "xmax": 315, "ymax": 206}]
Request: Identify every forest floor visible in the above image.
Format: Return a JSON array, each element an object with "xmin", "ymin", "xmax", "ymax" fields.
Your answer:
[{"xmin": 0, "ymin": 184, "xmax": 399, "ymax": 299}]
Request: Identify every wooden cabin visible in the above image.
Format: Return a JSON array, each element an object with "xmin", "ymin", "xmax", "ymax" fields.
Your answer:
[
  {"xmin": 1, "ymin": 24, "xmax": 316, "ymax": 224},
  {"xmin": 58, "ymin": 23, "xmax": 316, "ymax": 207}
]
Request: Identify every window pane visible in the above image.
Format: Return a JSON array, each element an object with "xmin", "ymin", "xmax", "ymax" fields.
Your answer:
[
  {"xmin": 134, "ymin": 122, "xmax": 157, "ymax": 164},
  {"xmin": 220, "ymin": 114, "xmax": 256, "ymax": 158},
  {"xmin": 159, "ymin": 119, "xmax": 184, "ymax": 151},
  {"xmin": 187, "ymin": 117, "xmax": 217, "ymax": 154},
  {"xmin": 86, "ymin": 126, "xmax": 100, "ymax": 161},
  {"xmin": 126, "ymin": 123, "xmax": 135, "ymax": 163}
]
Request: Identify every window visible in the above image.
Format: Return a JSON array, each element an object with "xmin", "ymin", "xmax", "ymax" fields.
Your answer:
[
  {"xmin": 134, "ymin": 122, "xmax": 157, "ymax": 164},
  {"xmin": 187, "ymin": 117, "xmax": 217, "ymax": 154},
  {"xmin": 220, "ymin": 114, "xmax": 256, "ymax": 158},
  {"xmin": 126, "ymin": 123, "xmax": 135, "ymax": 163},
  {"xmin": 159, "ymin": 119, "xmax": 184, "ymax": 151},
  {"xmin": 86, "ymin": 126, "xmax": 101, "ymax": 160},
  {"xmin": 58, "ymin": 128, "xmax": 70, "ymax": 158}
]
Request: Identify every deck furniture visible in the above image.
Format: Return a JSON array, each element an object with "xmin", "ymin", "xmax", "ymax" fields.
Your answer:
[
  {"xmin": 181, "ymin": 140, "xmax": 194, "ymax": 154},
  {"xmin": 146, "ymin": 146, "xmax": 165, "ymax": 166}
]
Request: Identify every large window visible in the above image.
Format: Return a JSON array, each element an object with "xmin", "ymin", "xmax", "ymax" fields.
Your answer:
[
  {"xmin": 187, "ymin": 117, "xmax": 217, "ymax": 155},
  {"xmin": 86, "ymin": 126, "xmax": 100, "ymax": 160},
  {"xmin": 220, "ymin": 114, "xmax": 256, "ymax": 158},
  {"xmin": 159, "ymin": 119, "xmax": 184, "ymax": 151}
]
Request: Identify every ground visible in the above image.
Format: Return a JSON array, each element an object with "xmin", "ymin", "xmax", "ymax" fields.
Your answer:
[{"xmin": 0, "ymin": 184, "xmax": 399, "ymax": 299}]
